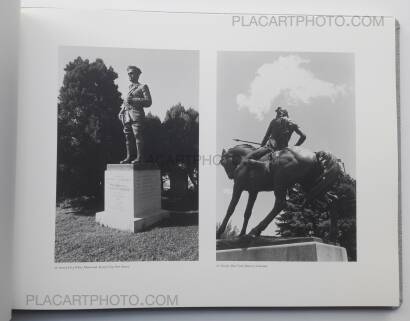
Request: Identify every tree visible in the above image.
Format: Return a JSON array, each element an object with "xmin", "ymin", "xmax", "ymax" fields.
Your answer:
[
  {"xmin": 57, "ymin": 57, "xmax": 123, "ymax": 199},
  {"xmin": 143, "ymin": 112, "xmax": 162, "ymax": 163},
  {"xmin": 276, "ymin": 173, "xmax": 357, "ymax": 260},
  {"xmin": 160, "ymin": 103, "xmax": 199, "ymax": 196}
]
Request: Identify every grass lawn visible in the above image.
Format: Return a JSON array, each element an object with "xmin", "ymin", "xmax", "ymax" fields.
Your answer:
[{"xmin": 55, "ymin": 201, "xmax": 198, "ymax": 262}]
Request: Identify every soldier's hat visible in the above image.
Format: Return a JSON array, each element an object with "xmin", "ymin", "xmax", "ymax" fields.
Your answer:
[
  {"xmin": 275, "ymin": 106, "xmax": 289, "ymax": 117},
  {"xmin": 127, "ymin": 65, "xmax": 142, "ymax": 74}
]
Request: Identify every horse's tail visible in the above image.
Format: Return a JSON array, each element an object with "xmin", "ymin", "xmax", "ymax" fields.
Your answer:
[{"xmin": 305, "ymin": 151, "xmax": 343, "ymax": 202}]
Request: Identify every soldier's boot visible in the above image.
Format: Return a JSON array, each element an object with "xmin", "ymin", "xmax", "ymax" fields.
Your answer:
[
  {"xmin": 131, "ymin": 142, "xmax": 144, "ymax": 164},
  {"xmin": 120, "ymin": 141, "xmax": 136, "ymax": 164}
]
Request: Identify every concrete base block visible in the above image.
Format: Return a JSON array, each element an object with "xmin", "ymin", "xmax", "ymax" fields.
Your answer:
[
  {"xmin": 216, "ymin": 241, "xmax": 348, "ymax": 262},
  {"xmin": 96, "ymin": 209, "xmax": 169, "ymax": 233},
  {"xmin": 95, "ymin": 163, "xmax": 168, "ymax": 233}
]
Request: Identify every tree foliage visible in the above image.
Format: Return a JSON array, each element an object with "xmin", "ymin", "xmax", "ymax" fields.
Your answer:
[
  {"xmin": 143, "ymin": 112, "xmax": 162, "ymax": 163},
  {"xmin": 276, "ymin": 173, "xmax": 357, "ymax": 260},
  {"xmin": 160, "ymin": 103, "xmax": 199, "ymax": 194},
  {"xmin": 57, "ymin": 57, "xmax": 123, "ymax": 198}
]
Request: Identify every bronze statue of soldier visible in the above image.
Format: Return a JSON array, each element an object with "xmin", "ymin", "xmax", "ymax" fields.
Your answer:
[
  {"xmin": 246, "ymin": 106, "xmax": 307, "ymax": 160},
  {"xmin": 118, "ymin": 66, "xmax": 152, "ymax": 164}
]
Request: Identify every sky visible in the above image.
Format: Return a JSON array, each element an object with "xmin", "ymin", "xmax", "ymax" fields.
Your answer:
[
  {"xmin": 217, "ymin": 51, "xmax": 355, "ymax": 235},
  {"xmin": 59, "ymin": 46, "xmax": 199, "ymax": 121}
]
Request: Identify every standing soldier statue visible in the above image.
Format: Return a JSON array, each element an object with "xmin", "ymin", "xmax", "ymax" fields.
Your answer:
[
  {"xmin": 118, "ymin": 66, "xmax": 152, "ymax": 164},
  {"xmin": 246, "ymin": 106, "xmax": 307, "ymax": 160}
]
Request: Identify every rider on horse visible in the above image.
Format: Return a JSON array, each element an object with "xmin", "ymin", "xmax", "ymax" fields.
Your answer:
[
  {"xmin": 246, "ymin": 107, "xmax": 307, "ymax": 160},
  {"xmin": 217, "ymin": 108, "xmax": 343, "ymax": 238}
]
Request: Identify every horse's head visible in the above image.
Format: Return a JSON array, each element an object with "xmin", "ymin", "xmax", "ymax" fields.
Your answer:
[
  {"xmin": 220, "ymin": 149, "xmax": 237, "ymax": 179},
  {"xmin": 219, "ymin": 144, "xmax": 256, "ymax": 179}
]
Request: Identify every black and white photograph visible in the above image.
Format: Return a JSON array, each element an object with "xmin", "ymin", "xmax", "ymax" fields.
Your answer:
[
  {"xmin": 216, "ymin": 52, "xmax": 357, "ymax": 261},
  {"xmin": 55, "ymin": 47, "xmax": 199, "ymax": 262}
]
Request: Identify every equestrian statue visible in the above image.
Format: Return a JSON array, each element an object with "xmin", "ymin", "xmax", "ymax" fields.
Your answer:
[{"xmin": 217, "ymin": 107, "xmax": 342, "ymax": 239}]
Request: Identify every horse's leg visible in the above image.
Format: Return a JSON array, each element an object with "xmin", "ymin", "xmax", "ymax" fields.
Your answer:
[
  {"xmin": 248, "ymin": 190, "xmax": 287, "ymax": 236},
  {"xmin": 216, "ymin": 184, "xmax": 243, "ymax": 239},
  {"xmin": 239, "ymin": 192, "xmax": 258, "ymax": 236}
]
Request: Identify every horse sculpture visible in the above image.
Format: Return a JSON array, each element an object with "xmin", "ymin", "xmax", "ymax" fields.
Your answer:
[{"xmin": 217, "ymin": 144, "xmax": 341, "ymax": 239}]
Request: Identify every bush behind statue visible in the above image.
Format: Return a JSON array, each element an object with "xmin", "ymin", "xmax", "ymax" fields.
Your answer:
[
  {"xmin": 57, "ymin": 57, "xmax": 123, "ymax": 200},
  {"xmin": 276, "ymin": 173, "xmax": 356, "ymax": 260}
]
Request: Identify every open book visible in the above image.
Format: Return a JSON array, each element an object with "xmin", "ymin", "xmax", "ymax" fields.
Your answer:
[{"xmin": 0, "ymin": 1, "xmax": 401, "ymax": 319}]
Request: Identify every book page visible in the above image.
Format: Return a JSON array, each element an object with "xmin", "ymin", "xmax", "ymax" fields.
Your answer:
[
  {"xmin": 14, "ymin": 8, "xmax": 399, "ymax": 309},
  {"xmin": 0, "ymin": 0, "xmax": 19, "ymax": 320}
]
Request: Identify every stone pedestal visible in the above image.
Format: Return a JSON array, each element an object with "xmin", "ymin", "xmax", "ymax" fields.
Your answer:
[
  {"xmin": 96, "ymin": 163, "xmax": 169, "ymax": 233},
  {"xmin": 216, "ymin": 237, "xmax": 348, "ymax": 261}
]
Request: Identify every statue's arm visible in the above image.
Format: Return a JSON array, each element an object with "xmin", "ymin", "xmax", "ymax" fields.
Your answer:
[
  {"xmin": 294, "ymin": 126, "xmax": 306, "ymax": 146},
  {"xmin": 261, "ymin": 121, "xmax": 272, "ymax": 146},
  {"xmin": 128, "ymin": 84, "xmax": 152, "ymax": 108},
  {"xmin": 118, "ymin": 104, "xmax": 126, "ymax": 120}
]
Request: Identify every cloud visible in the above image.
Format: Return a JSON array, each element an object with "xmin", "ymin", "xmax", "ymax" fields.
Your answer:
[{"xmin": 236, "ymin": 55, "xmax": 346, "ymax": 120}]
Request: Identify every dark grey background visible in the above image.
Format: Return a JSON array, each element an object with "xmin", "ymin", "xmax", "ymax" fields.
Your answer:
[{"xmin": 10, "ymin": 308, "xmax": 405, "ymax": 321}]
